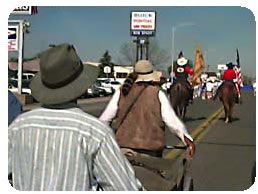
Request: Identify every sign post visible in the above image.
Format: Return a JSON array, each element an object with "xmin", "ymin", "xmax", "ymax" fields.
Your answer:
[
  {"xmin": 104, "ymin": 66, "xmax": 111, "ymax": 78},
  {"xmin": 8, "ymin": 20, "xmax": 25, "ymax": 94}
]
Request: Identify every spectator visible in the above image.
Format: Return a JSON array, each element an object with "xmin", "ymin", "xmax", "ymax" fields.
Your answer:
[
  {"xmin": 8, "ymin": 43, "xmax": 143, "ymax": 191},
  {"xmin": 8, "ymin": 90, "xmax": 23, "ymax": 125}
]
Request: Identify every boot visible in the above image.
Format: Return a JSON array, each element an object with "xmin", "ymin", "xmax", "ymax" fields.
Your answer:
[
  {"xmin": 235, "ymin": 96, "xmax": 239, "ymax": 104},
  {"xmin": 239, "ymin": 96, "xmax": 243, "ymax": 104}
]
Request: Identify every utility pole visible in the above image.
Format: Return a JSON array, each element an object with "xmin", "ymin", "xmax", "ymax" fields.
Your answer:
[{"xmin": 146, "ymin": 37, "xmax": 149, "ymax": 60}]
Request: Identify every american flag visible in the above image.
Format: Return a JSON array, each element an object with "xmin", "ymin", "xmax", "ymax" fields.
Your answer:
[{"xmin": 235, "ymin": 49, "xmax": 243, "ymax": 87}]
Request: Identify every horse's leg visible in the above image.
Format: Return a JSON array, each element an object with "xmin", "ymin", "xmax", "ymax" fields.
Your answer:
[
  {"xmin": 224, "ymin": 102, "xmax": 230, "ymax": 123},
  {"xmin": 178, "ymin": 106, "xmax": 181, "ymax": 118},
  {"xmin": 228, "ymin": 102, "xmax": 234, "ymax": 123},
  {"xmin": 183, "ymin": 106, "xmax": 187, "ymax": 121}
]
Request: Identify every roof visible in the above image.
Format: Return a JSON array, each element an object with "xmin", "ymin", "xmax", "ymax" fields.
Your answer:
[
  {"xmin": 8, "ymin": 60, "xmax": 101, "ymax": 72},
  {"xmin": 9, "ymin": 59, "xmax": 40, "ymax": 72}
]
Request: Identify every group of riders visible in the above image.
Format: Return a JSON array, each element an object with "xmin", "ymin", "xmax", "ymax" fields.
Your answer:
[{"xmin": 169, "ymin": 53, "xmax": 242, "ymax": 105}]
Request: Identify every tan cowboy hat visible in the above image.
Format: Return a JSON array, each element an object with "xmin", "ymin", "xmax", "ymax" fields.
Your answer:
[
  {"xmin": 134, "ymin": 60, "xmax": 162, "ymax": 82},
  {"xmin": 30, "ymin": 43, "xmax": 99, "ymax": 105},
  {"xmin": 177, "ymin": 57, "xmax": 188, "ymax": 66}
]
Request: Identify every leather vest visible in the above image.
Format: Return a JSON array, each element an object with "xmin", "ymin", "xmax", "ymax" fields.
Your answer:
[{"xmin": 115, "ymin": 83, "xmax": 165, "ymax": 151}]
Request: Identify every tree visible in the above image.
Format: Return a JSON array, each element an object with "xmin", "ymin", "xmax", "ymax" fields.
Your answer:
[
  {"xmin": 243, "ymin": 74, "xmax": 254, "ymax": 85},
  {"xmin": 99, "ymin": 50, "xmax": 114, "ymax": 78},
  {"xmin": 118, "ymin": 39, "xmax": 170, "ymax": 67}
]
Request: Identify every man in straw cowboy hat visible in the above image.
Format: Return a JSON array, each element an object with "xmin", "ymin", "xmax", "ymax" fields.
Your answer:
[
  {"xmin": 8, "ymin": 43, "xmax": 143, "ymax": 191},
  {"xmin": 100, "ymin": 60, "xmax": 194, "ymax": 159},
  {"xmin": 100, "ymin": 60, "xmax": 195, "ymax": 190}
]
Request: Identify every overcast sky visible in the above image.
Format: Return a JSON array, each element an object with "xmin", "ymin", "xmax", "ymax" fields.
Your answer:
[{"xmin": 8, "ymin": 6, "xmax": 256, "ymax": 77}]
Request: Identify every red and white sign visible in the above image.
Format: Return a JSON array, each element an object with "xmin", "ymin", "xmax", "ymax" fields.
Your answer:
[
  {"xmin": 131, "ymin": 11, "xmax": 156, "ymax": 30},
  {"xmin": 8, "ymin": 26, "xmax": 19, "ymax": 51},
  {"xmin": 12, "ymin": 6, "xmax": 32, "ymax": 15},
  {"xmin": 130, "ymin": 11, "xmax": 156, "ymax": 36}
]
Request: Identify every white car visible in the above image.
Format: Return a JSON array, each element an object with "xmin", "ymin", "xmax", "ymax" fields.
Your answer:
[
  {"xmin": 95, "ymin": 80, "xmax": 114, "ymax": 95},
  {"xmin": 8, "ymin": 80, "xmax": 31, "ymax": 95},
  {"xmin": 102, "ymin": 80, "xmax": 122, "ymax": 91}
]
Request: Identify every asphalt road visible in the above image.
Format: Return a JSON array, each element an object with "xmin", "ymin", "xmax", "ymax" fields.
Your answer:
[
  {"xmin": 23, "ymin": 91, "xmax": 256, "ymax": 191},
  {"xmin": 81, "ymin": 92, "xmax": 256, "ymax": 191}
]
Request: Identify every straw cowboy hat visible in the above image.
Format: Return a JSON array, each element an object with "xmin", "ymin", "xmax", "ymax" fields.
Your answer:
[
  {"xmin": 177, "ymin": 57, "xmax": 188, "ymax": 66},
  {"xmin": 30, "ymin": 43, "xmax": 99, "ymax": 105},
  {"xmin": 134, "ymin": 60, "xmax": 162, "ymax": 82}
]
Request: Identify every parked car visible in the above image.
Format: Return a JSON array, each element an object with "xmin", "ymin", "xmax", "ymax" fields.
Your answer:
[
  {"xmin": 101, "ymin": 79, "xmax": 122, "ymax": 91},
  {"xmin": 80, "ymin": 82, "xmax": 110, "ymax": 98},
  {"xmin": 96, "ymin": 80, "xmax": 114, "ymax": 95},
  {"xmin": 8, "ymin": 79, "xmax": 31, "ymax": 95}
]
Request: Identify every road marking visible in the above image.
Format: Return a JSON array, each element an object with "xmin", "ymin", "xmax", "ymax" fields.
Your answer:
[{"xmin": 164, "ymin": 106, "xmax": 224, "ymax": 159}]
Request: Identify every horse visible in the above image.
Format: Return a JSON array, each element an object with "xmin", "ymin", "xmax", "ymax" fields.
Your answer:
[
  {"xmin": 219, "ymin": 81, "xmax": 238, "ymax": 123},
  {"xmin": 169, "ymin": 80, "xmax": 191, "ymax": 121}
]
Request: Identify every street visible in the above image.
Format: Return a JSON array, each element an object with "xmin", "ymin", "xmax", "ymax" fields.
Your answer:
[
  {"xmin": 23, "ymin": 91, "xmax": 256, "ymax": 190},
  {"xmin": 79, "ymin": 91, "xmax": 256, "ymax": 191}
]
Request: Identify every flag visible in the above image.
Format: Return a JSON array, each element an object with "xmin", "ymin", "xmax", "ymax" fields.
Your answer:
[
  {"xmin": 178, "ymin": 51, "xmax": 184, "ymax": 58},
  {"xmin": 31, "ymin": 6, "xmax": 38, "ymax": 15},
  {"xmin": 192, "ymin": 44, "xmax": 206, "ymax": 86},
  {"xmin": 235, "ymin": 49, "xmax": 243, "ymax": 87}
]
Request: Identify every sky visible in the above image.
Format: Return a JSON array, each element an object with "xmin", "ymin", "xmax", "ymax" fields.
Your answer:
[{"xmin": 8, "ymin": 6, "xmax": 256, "ymax": 77}]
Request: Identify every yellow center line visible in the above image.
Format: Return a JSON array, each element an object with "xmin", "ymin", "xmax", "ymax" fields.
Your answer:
[{"xmin": 165, "ymin": 106, "xmax": 224, "ymax": 159}]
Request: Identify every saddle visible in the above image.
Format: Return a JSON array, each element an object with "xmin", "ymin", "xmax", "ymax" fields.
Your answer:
[{"xmin": 125, "ymin": 153, "xmax": 192, "ymax": 191}]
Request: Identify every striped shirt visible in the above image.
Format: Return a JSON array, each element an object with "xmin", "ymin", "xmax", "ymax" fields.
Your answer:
[{"xmin": 8, "ymin": 104, "xmax": 143, "ymax": 191}]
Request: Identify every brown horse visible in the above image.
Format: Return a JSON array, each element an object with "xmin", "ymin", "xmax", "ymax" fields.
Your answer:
[
  {"xmin": 219, "ymin": 81, "xmax": 238, "ymax": 123},
  {"xmin": 169, "ymin": 80, "xmax": 191, "ymax": 121}
]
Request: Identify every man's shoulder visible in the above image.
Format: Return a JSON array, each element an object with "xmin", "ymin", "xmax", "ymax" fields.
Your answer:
[
  {"xmin": 65, "ymin": 108, "xmax": 113, "ymax": 135},
  {"xmin": 11, "ymin": 107, "xmax": 112, "ymax": 138}
]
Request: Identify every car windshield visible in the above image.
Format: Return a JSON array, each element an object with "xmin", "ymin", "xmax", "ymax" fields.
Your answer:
[{"xmin": 111, "ymin": 81, "xmax": 120, "ymax": 85}]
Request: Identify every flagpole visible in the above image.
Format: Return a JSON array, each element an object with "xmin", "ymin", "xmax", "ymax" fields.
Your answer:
[
  {"xmin": 171, "ymin": 26, "xmax": 175, "ymax": 83},
  {"xmin": 170, "ymin": 22, "xmax": 195, "ymax": 83}
]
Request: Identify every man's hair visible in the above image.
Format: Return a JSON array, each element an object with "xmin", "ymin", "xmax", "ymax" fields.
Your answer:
[{"xmin": 121, "ymin": 72, "xmax": 138, "ymax": 96}]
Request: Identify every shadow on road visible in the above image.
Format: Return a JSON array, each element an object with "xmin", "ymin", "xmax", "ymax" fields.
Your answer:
[
  {"xmin": 198, "ymin": 141, "xmax": 255, "ymax": 148},
  {"xmin": 218, "ymin": 117, "xmax": 240, "ymax": 122},
  {"xmin": 184, "ymin": 117, "xmax": 206, "ymax": 123}
]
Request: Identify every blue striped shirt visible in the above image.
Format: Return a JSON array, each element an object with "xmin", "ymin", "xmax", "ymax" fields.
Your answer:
[{"xmin": 8, "ymin": 105, "xmax": 143, "ymax": 191}]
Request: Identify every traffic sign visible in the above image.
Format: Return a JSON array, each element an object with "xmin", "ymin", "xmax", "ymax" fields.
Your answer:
[
  {"xmin": 8, "ymin": 26, "xmax": 19, "ymax": 51},
  {"xmin": 104, "ymin": 66, "xmax": 111, "ymax": 74}
]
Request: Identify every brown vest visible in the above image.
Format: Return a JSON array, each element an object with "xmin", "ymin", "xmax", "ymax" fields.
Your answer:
[{"xmin": 116, "ymin": 83, "xmax": 165, "ymax": 151}]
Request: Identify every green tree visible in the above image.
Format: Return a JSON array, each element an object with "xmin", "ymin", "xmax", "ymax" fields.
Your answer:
[
  {"xmin": 243, "ymin": 74, "xmax": 254, "ymax": 85},
  {"xmin": 99, "ymin": 50, "xmax": 114, "ymax": 78}
]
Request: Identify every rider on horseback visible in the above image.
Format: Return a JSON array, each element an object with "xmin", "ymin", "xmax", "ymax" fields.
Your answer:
[
  {"xmin": 173, "ymin": 55, "xmax": 194, "ymax": 104},
  {"xmin": 213, "ymin": 62, "xmax": 241, "ymax": 103}
]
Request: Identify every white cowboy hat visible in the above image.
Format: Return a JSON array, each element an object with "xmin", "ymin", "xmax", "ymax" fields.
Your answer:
[
  {"xmin": 177, "ymin": 57, "xmax": 188, "ymax": 66},
  {"xmin": 134, "ymin": 60, "xmax": 162, "ymax": 82}
]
